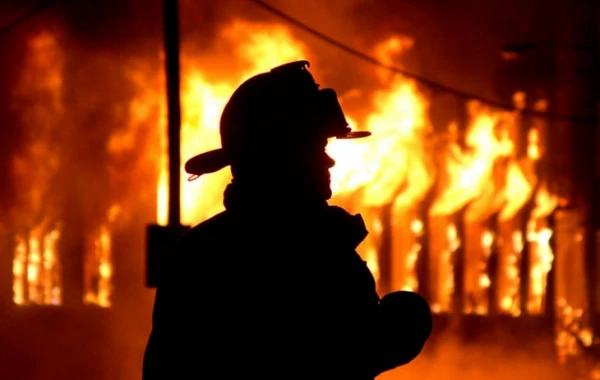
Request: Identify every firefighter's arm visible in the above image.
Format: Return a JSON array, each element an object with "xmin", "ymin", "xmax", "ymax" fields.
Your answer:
[
  {"xmin": 324, "ymin": 289, "xmax": 431, "ymax": 378},
  {"xmin": 326, "ymin": 206, "xmax": 432, "ymax": 374},
  {"xmin": 321, "ymin": 207, "xmax": 431, "ymax": 375},
  {"xmin": 328, "ymin": 260, "xmax": 431, "ymax": 378}
]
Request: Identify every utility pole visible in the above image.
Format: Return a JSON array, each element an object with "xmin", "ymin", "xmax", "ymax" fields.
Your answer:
[
  {"xmin": 145, "ymin": 0, "xmax": 190, "ymax": 287},
  {"xmin": 164, "ymin": 0, "xmax": 182, "ymax": 227}
]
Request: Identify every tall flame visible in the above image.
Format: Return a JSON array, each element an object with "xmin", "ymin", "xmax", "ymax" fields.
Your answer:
[{"xmin": 147, "ymin": 20, "xmax": 310, "ymax": 226}]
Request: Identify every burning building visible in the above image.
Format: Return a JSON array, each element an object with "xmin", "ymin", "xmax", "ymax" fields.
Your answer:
[{"xmin": 0, "ymin": 0, "xmax": 598, "ymax": 379}]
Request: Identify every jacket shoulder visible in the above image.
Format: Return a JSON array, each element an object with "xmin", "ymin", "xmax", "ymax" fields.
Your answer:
[
  {"xmin": 160, "ymin": 211, "xmax": 231, "ymax": 280},
  {"xmin": 178, "ymin": 211, "xmax": 230, "ymax": 246}
]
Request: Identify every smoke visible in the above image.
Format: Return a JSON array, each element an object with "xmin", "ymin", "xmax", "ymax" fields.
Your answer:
[
  {"xmin": 57, "ymin": 0, "xmax": 163, "ymax": 54},
  {"xmin": 380, "ymin": 323, "xmax": 573, "ymax": 380}
]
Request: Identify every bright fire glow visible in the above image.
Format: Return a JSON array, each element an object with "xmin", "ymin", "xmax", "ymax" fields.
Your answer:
[
  {"xmin": 15, "ymin": 20, "xmax": 562, "ymax": 318},
  {"xmin": 126, "ymin": 19, "xmax": 559, "ymax": 310}
]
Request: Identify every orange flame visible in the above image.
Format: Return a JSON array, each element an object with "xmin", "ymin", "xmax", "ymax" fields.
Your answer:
[{"xmin": 125, "ymin": 19, "xmax": 558, "ymax": 307}]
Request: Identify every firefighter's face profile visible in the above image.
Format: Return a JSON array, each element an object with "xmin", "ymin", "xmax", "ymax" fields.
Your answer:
[{"xmin": 277, "ymin": 136, "xmax": 335, "ymax": 201}]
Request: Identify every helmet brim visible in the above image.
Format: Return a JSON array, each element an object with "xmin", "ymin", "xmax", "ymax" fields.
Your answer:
[{"xmin": 184, "ymin": 128, "xmax": 370, "ymax": 179}]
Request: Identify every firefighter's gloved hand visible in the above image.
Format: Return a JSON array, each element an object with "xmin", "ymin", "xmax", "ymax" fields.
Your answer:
[
  {"xmin": 380, "ymin": 291, "xmax": 432, "ymax": 339},
  {"xmin": 377, "ymin": 291, "xmax": 432, "ymax": 370}
]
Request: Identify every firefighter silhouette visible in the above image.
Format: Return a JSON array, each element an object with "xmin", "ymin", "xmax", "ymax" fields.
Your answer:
[{"xmin": 143, "ymin": 61, "xmax": 432, "ymax": 379}]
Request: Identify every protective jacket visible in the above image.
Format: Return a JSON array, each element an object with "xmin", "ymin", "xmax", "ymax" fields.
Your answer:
[{"xmin": 143, "ymin": 195, "xmax": 431, "ymax": 379}]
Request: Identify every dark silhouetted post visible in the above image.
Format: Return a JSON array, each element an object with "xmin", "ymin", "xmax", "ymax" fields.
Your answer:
[
  {"xmin": 164, "ymin": 0, "xmax": 181, "ymax": 227},
  {"xmin": 145, "ymin": 0, "xmax": 189, "ymax": 287}
]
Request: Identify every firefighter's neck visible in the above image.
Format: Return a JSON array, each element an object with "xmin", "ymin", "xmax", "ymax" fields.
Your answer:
[{"xmin": 223, "ymin": 175, "xmax": 328, "ymax": 213}]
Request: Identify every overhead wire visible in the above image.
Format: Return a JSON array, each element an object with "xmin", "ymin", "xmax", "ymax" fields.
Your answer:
[
  {"xmin": 249, "ymin": 0, "xmax": 597, "ymax": 122},
  {"xmin": 0, "ymin": 0, "xmax": 59, "ymax": 37},
  {"xmin": 0, "ymin": 0, "xmax": 594, "ymax": 122}
]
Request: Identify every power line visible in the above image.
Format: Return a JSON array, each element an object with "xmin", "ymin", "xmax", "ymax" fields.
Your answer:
[
  {"xmin": 0, "ymin": 0, "xmax": 59, "ymax": 37},
  {"xmin": 249, "ymin": 0, "xmax": 597, "ymax": 122}
]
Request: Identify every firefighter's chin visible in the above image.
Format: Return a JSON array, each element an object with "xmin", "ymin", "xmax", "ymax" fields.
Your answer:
[{"xmin": 323, "ymin": 181, "xmax": 332, "ymax": 201}]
